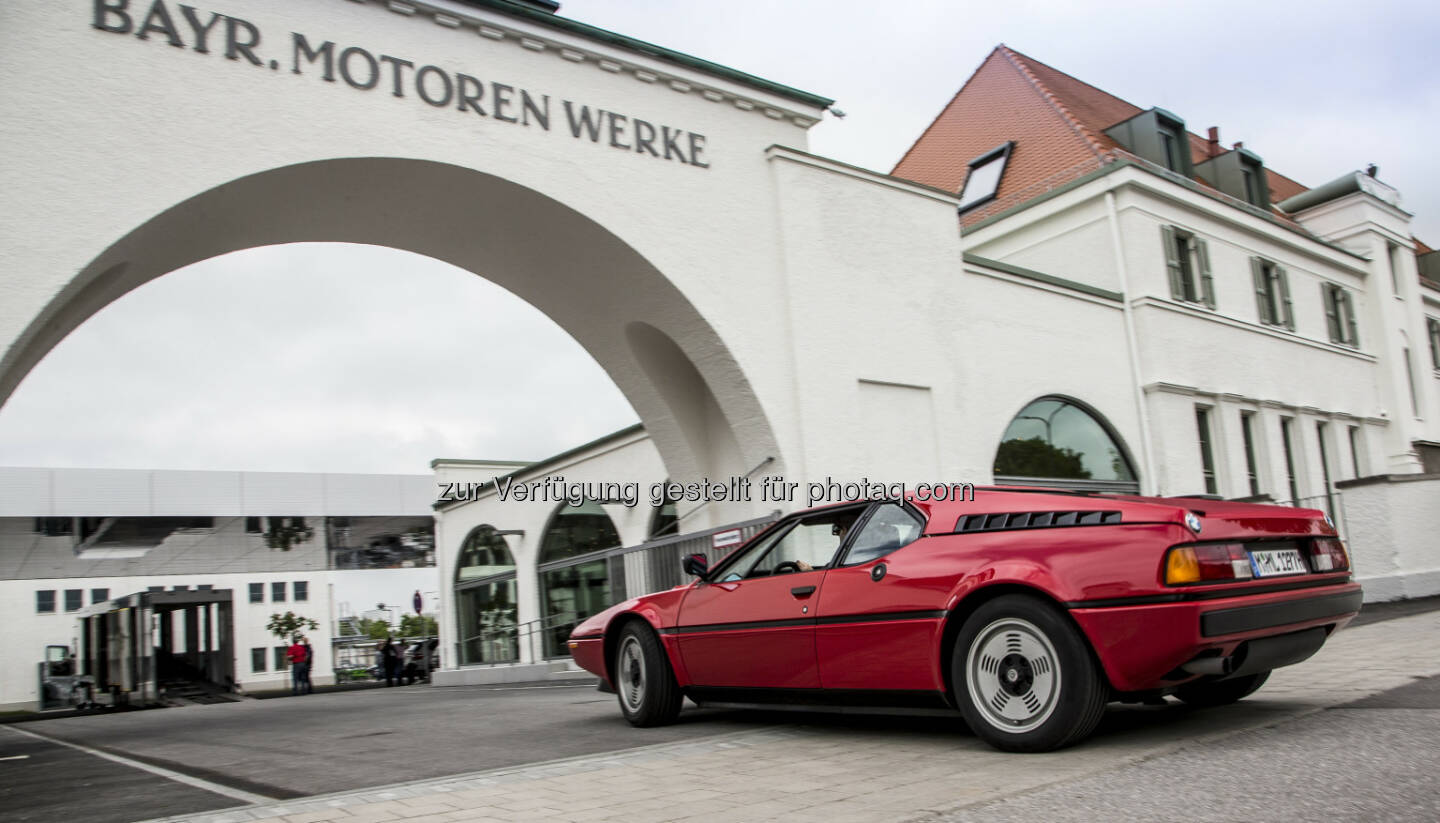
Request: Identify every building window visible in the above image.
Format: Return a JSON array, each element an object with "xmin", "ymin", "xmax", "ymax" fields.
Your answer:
[
  {"xmin": 272, "ymin": 581, "xmax": 287, "ymax": 602},
  {"xmin": 1348, "ymin": 426, "xmax": 1364, "ymax": 478},
  {"xmin": 148, "ymin": 586, "xmax": 164, "ymax": 592},
  {"xmin": 1280, "ymin": 418, "xmax": 1300, "ymax": 505},
  {"xmin": 64, "ymin": 589, "xmax": 83, "ymax": 612},
  {"xmin": 36, "ymin": 590, "xmax": 56, "ymax": 613},
  {"xmin": 1195, "ymin": 407, "xmax": 1218, "ymax": 495},
  {"xmin": 248, "ymin": 582, "xmax": 264, "ymax": 603},
  {"xmin": 957, "ymin": 141, "xmax": 1013, "ymax": 213},
  {"xmin": 273, "ymin": 646, "xmax": 289, "ymax": 671},
  {"xmin": 251, "ymin": 648, "xmax": 267, "ymax": 672},
  {"xmin": 34, "ymin": 517, "xmax": 73, "ymax": 536},
  {"xmin": 1428, "ymin": 318, "xmax": 1440, "ymax": 370},
  {"xmin": 294, "ymin": 581, "xmax": 309, "ymax": 602},
  {"xmin": 1321, "ymin": 283, "xmax": 1359, "ymax": 346},
  {"xmin": 1161, "ymin": 226, "xmax": 1214, "ymax": 307},
  {"xmin": 197, "ymin": 584, "xmax": 212, "ymax": 591},
  {"xmin": 993, "ymin": 396, "xmax": 1140, "ymax": 493},
  {"xmin": 1158, "ymin": 125, "xmax": 1183, "ymax": 172},
  {"xmin": 90, "ymin": 588, "xmax": 109, "ymax": 604},
  {"xmin": 1240, "ymin": 413, "xmax": 1261, "ymax": 497},
  {"xmin": 245, "ymin": 516, "xmax": 263, "ymax": 534},
  {"xmin": 1251, "ymin": 258, "xmax": 1294, "ymax": 329}
]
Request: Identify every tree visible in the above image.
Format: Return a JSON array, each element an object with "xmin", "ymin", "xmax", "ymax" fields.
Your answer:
[
  {"xmin": 994, "ymin": 437, "xmax": 1092, "ymax": 479},
  {"xmin": 398, "ymin": 614, "xmax": 438, "ymax": 637},
  {"xmin": 357, "ymin": 617, "xmax": 393, "ymax": 640},
  {"xmin": 267, "ymin": 611, "xmax": 320, "ymax": 642}
]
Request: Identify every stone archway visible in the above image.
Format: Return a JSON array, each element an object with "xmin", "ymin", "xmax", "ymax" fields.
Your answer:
[{"xmin": 0, "ymin": 157, "xmax": 780, "ymax": 504}]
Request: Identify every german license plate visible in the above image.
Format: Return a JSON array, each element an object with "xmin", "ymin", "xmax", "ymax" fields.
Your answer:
[{"xmin": 1250, "ymin": 548, "xmax": 1308, "ymax": 578}]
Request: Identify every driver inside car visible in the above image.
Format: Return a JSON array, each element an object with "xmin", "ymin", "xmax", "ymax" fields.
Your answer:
[{"xmin": 794, "ymin": 519, "xmax": 852, "ymax": 572}]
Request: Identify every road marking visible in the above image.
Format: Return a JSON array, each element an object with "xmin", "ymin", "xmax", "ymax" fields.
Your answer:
[
  {"xmin": 1, "ymin": 725, "xmax": 271, "ymax": 805},
  {"xmin": 0, "ymin": 754, "xmax": 31, "ymax": 761}
]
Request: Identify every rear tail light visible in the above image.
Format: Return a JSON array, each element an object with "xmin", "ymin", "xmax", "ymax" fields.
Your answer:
[
  {"xmin": 1309, "ymin": 537, "xmax": 1350, "ymax": 572},
  {"xmin": 1164, "ymin": 543, "xmax": 1253, "ymax": 585}
]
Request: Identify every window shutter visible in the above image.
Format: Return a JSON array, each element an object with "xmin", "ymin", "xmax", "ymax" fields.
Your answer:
[
  {"xmin": 1161, "ymin": 225, "xmax": 1184, "ymax": 299},
  {"xmin": 1196, "ymin": 239, "xmax": 1215, "ymax": 308},
  {"xmin": 1429, "ymin": 318, "xmax": 1440, "ymax": 369},
  {"xmin": 1251, "ymin": 258, "xmax": 1271, "ymax": 324},
  {"xmin": 1322, "ymin": 284, "xmax": 1340, "ymax": 342},
  {"xmin": 1342, "ymin": 289, "xmax": 1359, "ymax": 346},
  {"xmin": 1278, "ymin": 266, "xmax": 1294, "ymax": 329}
]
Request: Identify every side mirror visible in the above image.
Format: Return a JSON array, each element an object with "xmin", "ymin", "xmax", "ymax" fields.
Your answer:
[{"xmin": 682, "ymin": 553, "xmax": 709, "ymax": 578}]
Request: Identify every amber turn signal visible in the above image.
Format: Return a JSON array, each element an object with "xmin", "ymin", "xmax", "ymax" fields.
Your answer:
[{"xmin": 1165, "ymin": 546, "xmax": 1201, "ymax": 584}]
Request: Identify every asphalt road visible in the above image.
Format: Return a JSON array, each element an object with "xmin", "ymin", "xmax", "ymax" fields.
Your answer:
[
  {"xmin": 3, "ymin": 645, "xmax": 1438, "ymax": 822},
  {"xmin": 929, "ymin": 675, "xmax": 1440, "ymax": 822}
]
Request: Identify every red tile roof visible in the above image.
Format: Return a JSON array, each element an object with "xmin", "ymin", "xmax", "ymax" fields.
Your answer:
[{"xmin": 893, "ymin": 45, "xmax": 1313, "ymax": 227}]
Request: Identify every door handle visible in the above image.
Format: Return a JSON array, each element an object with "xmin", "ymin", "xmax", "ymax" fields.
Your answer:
[{"xmin": 790, "ymin": 586, "xmax": 816, "ymax": 598}]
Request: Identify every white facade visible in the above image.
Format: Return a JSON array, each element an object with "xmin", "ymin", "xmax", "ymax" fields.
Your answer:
[
  {"xmin": 0, "ymin": 467, "xmax": 433, "ymax": 710},
  {"xmin": 0, "ymin": 2, "xmax": 1436, "ymax": 687}
]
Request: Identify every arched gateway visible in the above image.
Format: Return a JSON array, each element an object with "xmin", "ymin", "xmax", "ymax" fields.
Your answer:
[{"xmin": 0, "ymin": 0, "xmax": 846, "ymax": 509}]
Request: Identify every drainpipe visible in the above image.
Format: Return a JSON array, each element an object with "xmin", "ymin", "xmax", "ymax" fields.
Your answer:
[{"xmin": 1106, "ymin": 189, "xmax": 1159, "ymax": 494}]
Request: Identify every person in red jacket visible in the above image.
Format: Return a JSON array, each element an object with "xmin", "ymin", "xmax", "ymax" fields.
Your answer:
[{"xmin": 286, "ymin": 636, "xmax": 312, "ymax": 695}]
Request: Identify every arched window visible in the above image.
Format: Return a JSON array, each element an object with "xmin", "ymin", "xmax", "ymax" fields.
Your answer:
[
  {"xmin": 993, "ymin": 397, "xmax": 1139, "ymax": 493},
  {"xmin": 538, "ymin": 499, "xmax": 621, "ymax": 563},
  {"xmin": 455, "ymin": 525, "xmax": 516, "ymax": 582},
  {"xmin": 538, "ymin": 500, "xmax": 621, "ymax": 658},
  {"xmin": 454, "ymin": 526, "xmax": 518, "ymax": 665}
]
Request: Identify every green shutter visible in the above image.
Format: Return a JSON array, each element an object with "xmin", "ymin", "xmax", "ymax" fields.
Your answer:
[
  {"xmin": 1278, "ymin": 266, "xmax": 1294, "ymax": 330},
  {"xmin": 1323, "ymin": 284, "xmax": 1341, "ymax": 342},
  {"xmin": 1196, "ymin": 239, "xmax": 1215, "ymax": 308},
  {"xmin": 1342, "ymin": 289, "xmax": 1359, "ymax": 346},
  {"xmin": 1429, "ymin": 318, "xmax": 1440, "ymax": 369},
  {"xmin": 1251, "ymin": 258, "xmax": 1271, "ymax": 324},
  {"xmin": 1161, "ymin": 225, "xmax": 1184, "ymax": 300}
]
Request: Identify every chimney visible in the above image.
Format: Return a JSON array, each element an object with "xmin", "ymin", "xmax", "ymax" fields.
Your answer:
[
  {"xmin": 1232, "ymin": 141, "xmax": 1244, "ymax": 151},
  {"xmin": 1206, "ymin": 127, "xmax": 1221, "ymax": 158}
]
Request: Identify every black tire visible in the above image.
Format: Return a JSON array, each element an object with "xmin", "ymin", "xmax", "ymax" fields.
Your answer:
[
  {"xmin": 613, "ymin": 622, "xmax": 683, "ymax": 727},
  {"xmin": 952, "ymin": 594, "xmax": 1108, "ymax": 752},
  {"xmin": 1174, "ymin": 671, "xmax": 1270, "ymax": 707}
]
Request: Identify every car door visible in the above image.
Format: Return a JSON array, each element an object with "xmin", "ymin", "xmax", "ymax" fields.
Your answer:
[
  {"xmin": 677, "ymin": 510, "xmax": 856, "ymax": 689},
  {"xmin": 813, "ymin": 502, "xmax": 943, "ymax": 691}
]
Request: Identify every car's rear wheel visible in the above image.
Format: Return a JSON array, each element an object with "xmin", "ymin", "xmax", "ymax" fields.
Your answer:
[
  {"xmin": 953, "ymin": 595, "xmax": 1108, "ymax": 752},
  {"xmin": 614, "ymin": 622, "xmax": 683, "ymax": 727},
  {"xmin": 1173, "ymin": 671, "xmax": 1270, "ymax": 707}
]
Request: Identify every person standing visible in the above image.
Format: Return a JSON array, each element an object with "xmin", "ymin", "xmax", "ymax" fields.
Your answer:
[
  {"xmin": 286, "ymin": 635, "xmax": 309, "ymax": 696},
  {"xmin": 381, "ymin": 638, "xmax": 401, "ymax": 687},
  {"xmin": 299, "ymin": 636, "xmax": 315, "ymax": 694}
]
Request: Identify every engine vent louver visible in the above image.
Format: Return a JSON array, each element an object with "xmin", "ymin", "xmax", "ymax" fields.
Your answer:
[{"xmin": 954, "ymin": 510, "xmax": 1122, "ymax": 534}]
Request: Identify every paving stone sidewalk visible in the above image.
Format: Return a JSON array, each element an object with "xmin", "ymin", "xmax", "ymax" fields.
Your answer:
[{"xmin": 141, "ymin": 609, "xmax": 1440, "ymax": 823}]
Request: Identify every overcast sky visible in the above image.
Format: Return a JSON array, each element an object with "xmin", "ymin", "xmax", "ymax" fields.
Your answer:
[{"xmin": 0, "ymin": 0, "xmax": 1435, "ymax": 476}]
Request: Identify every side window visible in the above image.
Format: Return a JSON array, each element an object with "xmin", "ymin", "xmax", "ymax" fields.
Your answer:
[
  {"xmin": 841, "ymin": 505, "xmax": 924, "ymax": 566},
  {"xmin": 716, "ymin": 509, "xmax": 864, "ymax": 581}
]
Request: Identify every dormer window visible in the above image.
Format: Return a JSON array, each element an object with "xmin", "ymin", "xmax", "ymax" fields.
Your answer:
[
  {"xmin": 1196, "ymin": 147, "xmax": 1270, "ymax": 209},
  {"xmin": 1105, "ymin": 108, "xmax": 1193, "ymax": 178},
  {"xmin": 1159, "ymin": 127, "xmax": 1183, "ymax": 173},
  {"xmin": 957, "ymin": 141, "xmax": 1014, "ymax": 213}
]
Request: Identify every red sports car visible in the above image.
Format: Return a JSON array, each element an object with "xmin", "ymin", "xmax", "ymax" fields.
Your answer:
[{"xmin": 567, "ymin": 489, "xmax": 1361, "ymax": 752}]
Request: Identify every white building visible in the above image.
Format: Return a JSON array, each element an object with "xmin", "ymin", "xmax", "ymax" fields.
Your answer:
[
  {"xmin": 430, "ymin": 44, "xmax": 1440, "ymax": 684},
  {"xmin": 0, "ymin": 6, "xmax": 1435, "ymax": 687},
  {"xmin": 0, "ymin": 467, "xmax": 434, "ymax": 711}
]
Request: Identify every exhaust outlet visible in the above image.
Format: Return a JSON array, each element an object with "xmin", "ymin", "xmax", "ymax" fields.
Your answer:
[{"xmin": 1180, "ymin": 655, "xmax": 1234, "ymax": 676}]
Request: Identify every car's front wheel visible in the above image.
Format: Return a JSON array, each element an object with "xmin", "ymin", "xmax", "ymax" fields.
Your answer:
[
  {"xmin": 953, "ymin": 595, "xmax": 1108, "ymax": 752},
  {"xmin": 613, "ymin": 622, "xmax": 683, "ymax": 727},
  {"xmin": 1173, "ymin": 671, "xmax": 1270, "ymax": 707}
]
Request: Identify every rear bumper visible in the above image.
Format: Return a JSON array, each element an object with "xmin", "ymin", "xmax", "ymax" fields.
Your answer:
[{"xmin": 1069, "ymin": 581, "xmax": 1362, "ymax": 692}]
